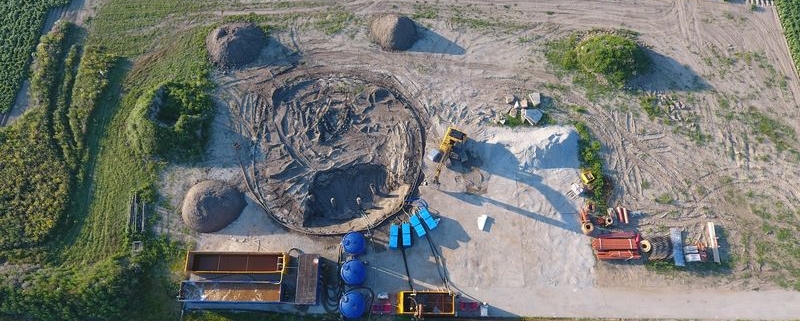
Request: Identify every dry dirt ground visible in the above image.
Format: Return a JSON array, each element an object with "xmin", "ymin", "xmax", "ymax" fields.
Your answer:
[{"xmin": 157, "ymin": 0, "xmax": 800, "ymax": 318}]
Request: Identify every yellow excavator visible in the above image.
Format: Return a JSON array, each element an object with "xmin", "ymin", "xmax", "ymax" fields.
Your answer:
[{"xmin": 427, "ymin": 127, "xmax": 468, "ymax": 184}]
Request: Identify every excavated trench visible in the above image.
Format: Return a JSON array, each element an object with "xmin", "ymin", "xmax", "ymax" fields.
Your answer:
[{"xmin": 254, "ymin": 72, "xmax": 424, "ymax": 234}]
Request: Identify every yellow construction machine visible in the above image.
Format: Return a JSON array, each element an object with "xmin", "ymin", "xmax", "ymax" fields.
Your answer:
[{"xmin": 427, "ymin": 127, "xmax": 468, "ymax": 184}]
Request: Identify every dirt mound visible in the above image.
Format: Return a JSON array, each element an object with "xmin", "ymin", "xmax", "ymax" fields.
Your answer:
[
  {"xmin": 206, "ymin": 23, "xmax": 266, "ymax": 68},
  {"xmin": 370, "ymin": 14, "xmax": 418, "ymax": 51},
  {"xmin": 181, "ymin": 180, "xmax": 246, "ymax": 233}
]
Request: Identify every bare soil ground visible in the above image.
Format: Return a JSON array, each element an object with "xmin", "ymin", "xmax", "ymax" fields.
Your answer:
[{"xmin": 158, "ymin": 0, "xmax": 800, "ymax": 318}]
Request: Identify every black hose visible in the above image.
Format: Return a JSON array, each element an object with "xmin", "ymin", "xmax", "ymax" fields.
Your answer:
[
  {"xmin": 400, "ymin": 245, "xmax": 415, "ymax": 291},
  {"xmin": 424, "ymin": 231, "xmax": 450, "ymax": 290},
  {"xmin": 342, "ymin": 286, "xmax": 375, "ymax": 321}
]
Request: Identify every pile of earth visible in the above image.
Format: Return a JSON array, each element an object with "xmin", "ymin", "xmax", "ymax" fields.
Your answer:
[
  {"xmin": 370, "ymin": 14, "xmax": 419, "ymax": 51},
  {"xmin": 206, "ymin": 23, "xmax": 267, "ymax": 69},
  {"xmin": 181, "ymin": 180, "xmax": 247, "ymax": 233}
]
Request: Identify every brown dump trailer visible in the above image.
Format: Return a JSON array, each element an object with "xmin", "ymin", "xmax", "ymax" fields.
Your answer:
[{"xmin": 184, "ymin": 251, "xmax": 287, "ymax": 274}]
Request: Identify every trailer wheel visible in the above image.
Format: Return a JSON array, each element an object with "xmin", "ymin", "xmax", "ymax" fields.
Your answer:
[
  {"xmin": 581, "ymin": 222, "xmax": 594, "ymax": 235},
  {"xmin": 604, "ymin": 216, "xmax": 614, "ymax": 227},
  {"xmin": 640, "ymin": 240, "xmax": 652, "ymax": 253}
]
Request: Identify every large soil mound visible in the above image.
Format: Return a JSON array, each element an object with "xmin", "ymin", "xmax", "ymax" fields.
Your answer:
[
  {"xmin": 206, "ymin": 23, "xmax": 266, "ymax": 69},
  {"xmin": 181, "ymin": 180, "xmax": 246, "ymax": 233},
  {"xmin": 370, "ymin": 14, "xmax": 418, "ymax": 51}
]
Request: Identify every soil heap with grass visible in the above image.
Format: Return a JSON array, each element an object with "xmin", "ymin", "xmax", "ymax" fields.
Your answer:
[
  {"xmin": 370, "ymin": 14, "xmax": 419, "ymax": 51},
  {"xmin": 206, "ymin": 23, "xmax": 267, "ymax": 69}
]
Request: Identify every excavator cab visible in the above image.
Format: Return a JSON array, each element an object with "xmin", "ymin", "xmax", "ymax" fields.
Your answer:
[{"xmin": 428, "ymin": 127, "xmax": 469, "ymax": 184}]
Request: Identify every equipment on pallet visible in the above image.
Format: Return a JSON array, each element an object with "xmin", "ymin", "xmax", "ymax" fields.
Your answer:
[
  {"xmin": 340, "ymin": 291, "xmax": 367, "ymax": 319},
  {"xmin": 342, "ymin": 231, "xmax": 366, "ymax": 256},
  {"xmin": 428, "ymin": 127, "xmax": 468, "ymax": 184},
  {"xmin": 340, "ymin": 259, "xmax": 367, "ymax": 286}
]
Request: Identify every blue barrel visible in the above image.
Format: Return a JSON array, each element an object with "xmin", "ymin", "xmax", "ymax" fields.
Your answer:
[
  {"xmin": 342, "ymin": 231, "xmax": 366, "ymax": 255},
  {"xmin": 340, "ymin": 259, "xmax": 367, "ymax": 286},
  {"xmin": 339, "ymin": 291, "xmax": 366, "ymax": 319}
]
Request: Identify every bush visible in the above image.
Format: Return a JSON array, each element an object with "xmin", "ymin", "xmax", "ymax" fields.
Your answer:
[
  {"xmin": 126, "ymin": 81, "xmax": 213, "ymax": 161},
  {"xmin": 574, "ymin": 34, "xmax": 651, "ymax": 87},
  {"xmin": 546, "ymin": 32, "xmax": 651, "ymax": 88}
]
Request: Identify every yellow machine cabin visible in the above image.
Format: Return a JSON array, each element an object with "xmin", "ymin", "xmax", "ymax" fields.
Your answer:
[
  {"xmin": 428, "ymin": 127, "xmax": 468, "ymax": 184},
  {"xmin": 396, "ymin": 290, "xmax": 456, "ymax": 317}
]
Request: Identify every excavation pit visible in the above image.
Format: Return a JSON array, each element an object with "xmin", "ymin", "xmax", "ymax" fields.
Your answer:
[{"xmin": 255, "ymin": 73, "xmax": 424, "ymax": 233}]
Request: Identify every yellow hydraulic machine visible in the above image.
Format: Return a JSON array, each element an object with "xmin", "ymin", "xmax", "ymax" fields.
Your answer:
[
  {"xmin": 427, "ymin": 127, "xmax": 468, "ymax": 184},
  {"xmin": 396, "ymin": 291, "xmax": 456, "ymax": 317}
]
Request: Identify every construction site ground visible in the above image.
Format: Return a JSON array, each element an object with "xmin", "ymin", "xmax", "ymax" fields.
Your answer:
[{"xmin": 155, "ymin": 0, "xmax": 800, "ymax": 319}]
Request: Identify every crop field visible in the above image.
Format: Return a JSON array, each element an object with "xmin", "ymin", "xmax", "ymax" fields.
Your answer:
[
  {"xmin": 0, "ymin": 0, "xmax": 69, "ymax": 112},
  {"xmin": 3, "ymin": 0, "xmax": 800, "ymax": 320},
  {"xmin": 777, "ymin": 0, "xmax": 800, "ymax": 73}
]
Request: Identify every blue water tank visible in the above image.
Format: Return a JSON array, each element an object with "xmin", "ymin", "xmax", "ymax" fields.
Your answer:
[
  {"xmin": 340, "ymin": 259, "xmax": 367, "ymax": 286},
  {"xmin": 342, "ymin": 231, "xmax": 366, "ymax": 255},
  {"xmin": 339, "ymin": 291, "xmax": 367, "ymax": 319}
]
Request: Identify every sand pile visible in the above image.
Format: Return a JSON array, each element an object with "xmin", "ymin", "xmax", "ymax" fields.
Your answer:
[
  {"xmin": 181, "ymin": 180, "xmax": 246, "ymax": 233},
  {"xmin": 369, "ymin": 14, "xmax": 418, "ymax": 51},
  {"xmin": 206, "ymin": 23, "xmax": 267, "ymax": 69}
]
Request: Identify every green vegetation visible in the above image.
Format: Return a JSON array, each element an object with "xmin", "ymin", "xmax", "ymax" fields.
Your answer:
[
  {"xmin": 744, "ymin": 107, "xmax": 797, "ymax": 153},
  {"xmin": 776, "ymin": 0, "xmax": 800, "ymax": 74},
  {"xmin": 545, "ymin": 31, "xmax": 650, "ymax": 103},
  {"xmin": 574, "ymin": 121, "xmax": 607, "ymax": 209},
  {"xmin": 0, "ymin": 0, "xmax": 219, "ymax": 319},
  {"xmin": 638, "ymin": 95, "xmax": 662, "ymax": 119},
  {"xmin": 654, "ymin": 193, "xmax": 675, "ymax": 205},
  {"xmin": 574, "ymin": 34, "xmax": 650, "ymax": 87},
  {"xmin": 126, "ymin": 81, "xmax": 213, "ymax": 161},
  {"xmin": 412, "ymin": 3, "xmax": 440, "ymax": 19},
  {"xmin": 0, "ymin": 22, "xmax": 74, "ymax": 250},
  {"xmin": 0, "ymin": 0, "xmax": 70, "ymax": 112}
]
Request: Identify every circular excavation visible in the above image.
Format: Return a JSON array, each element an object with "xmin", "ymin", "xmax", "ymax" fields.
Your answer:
[
  {"xmin": 369, "ymin": 14, "xmax": 419, "ymax": 51},
  {"xmin": 181, "ymin": 180, "xmax": 246, "ymax": 233},
  {"xmin": 206, "ymin": 23, "xmax": 267, "ymax": 69},
  {"xmin": 257, "ymin": 74, "xmax": 424, "ymax": 234}
]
